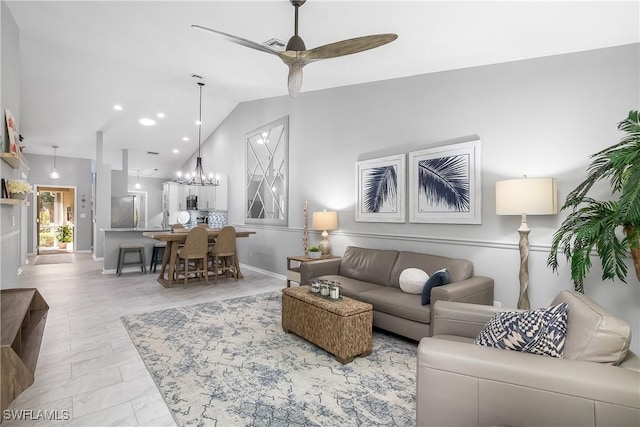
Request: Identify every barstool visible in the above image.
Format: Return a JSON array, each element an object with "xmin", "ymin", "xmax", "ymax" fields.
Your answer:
[
  {"xmin": 117, "ymin": 243, "xmax": 147, "ymax": 276},
  {"xmin": 150, "ymin": 242, "xmax": 166, "ymax": 273}
]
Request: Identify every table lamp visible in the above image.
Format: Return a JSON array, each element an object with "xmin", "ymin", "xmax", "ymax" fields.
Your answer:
[
  {"xmin": 496, "ymin": 176, "xmax": 557, "ymax": 309},
  {"xmin": 312, "ymin": 210, "xmax": 338, "ymax": 256}
]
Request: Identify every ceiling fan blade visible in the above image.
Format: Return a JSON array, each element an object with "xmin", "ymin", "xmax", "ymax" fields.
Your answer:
[
  {"xmin": 306, "ymin": 34, "xmax": 398, "ymax": 60},
  {"xmin": 287, "ymin": 63, "xmax": 304, "ymax": 97},
  {"xmin": 192, "ymin": 25, "xmax": 279, "ymax": 56}
]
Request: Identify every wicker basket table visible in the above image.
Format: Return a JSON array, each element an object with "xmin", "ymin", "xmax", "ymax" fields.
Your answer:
[{"xmin": 281, "ymin": 286, "xmax": 373, "ymax": 364}]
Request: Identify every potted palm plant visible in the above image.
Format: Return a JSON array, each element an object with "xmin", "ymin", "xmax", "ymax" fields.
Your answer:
[
  {"xmin": 56, "ymin": 224, "xmax": 73, "ymax": 250},
  {"xmin": 547, "ymin": 110, "xmax": 640, "ymax": 292}
]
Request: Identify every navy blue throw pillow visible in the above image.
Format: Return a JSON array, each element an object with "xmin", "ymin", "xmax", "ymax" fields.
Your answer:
[{"xmin": 421, "ymin": 268, "xmax": 450, "ymax": 305}]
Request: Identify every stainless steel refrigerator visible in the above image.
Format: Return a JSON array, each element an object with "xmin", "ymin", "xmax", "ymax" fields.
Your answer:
[{"xmin": 111, "ymin": 195, "xmax": 137, "ymax": 228}]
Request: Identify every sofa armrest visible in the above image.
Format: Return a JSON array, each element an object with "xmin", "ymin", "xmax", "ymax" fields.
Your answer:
[
  {"xmin": 299, "ymin": 258, "xmax": 342, "ymax": 285},
  {"xmin": 417, "ymin": 338, "xmax": 640, "ymax": 427},
  {"xmin": 430, "ymin": 275, "xmax": 493, "ymax": 306},
  {"xmin": 432, "ymin": 300, "xmax": 519, "ymax": 338}
]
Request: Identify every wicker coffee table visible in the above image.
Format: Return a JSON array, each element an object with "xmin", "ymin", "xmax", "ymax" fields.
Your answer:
[{"xmin": 281, "ymin": 286, "xmax": 373, "ymax": 364}]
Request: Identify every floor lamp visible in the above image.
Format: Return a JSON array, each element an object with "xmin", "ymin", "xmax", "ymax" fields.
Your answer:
[
  {"xmin": 312, "ymin": 210, "xmax": 338, "ymax": 256},
  {"xmin": 496, "ymin": 177, "xmax": 558, "ymax": 309}
]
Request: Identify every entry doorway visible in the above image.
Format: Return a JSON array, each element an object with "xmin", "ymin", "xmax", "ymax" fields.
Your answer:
[{"xmin": 36, "ymin": 185, "xmax": 76, "ymax": 255}]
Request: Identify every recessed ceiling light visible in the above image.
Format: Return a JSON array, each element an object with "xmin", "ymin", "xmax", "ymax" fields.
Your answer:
[
  {"xmin": 139, "ymin": 118, "xmax": 156, "ymax": 126},
  {"xmin": 195, "ymin": 120, "xmax": 201, "ymax": 125},
  {"xmin": 157, "ymin": 112, "xmax": 165, "ymax": 118},
  {"xmin": 172, "ymin": 149, "xmax": 179, "ymax": 154},
  {"xmin": 182, "ymin": 137, "xmax": 189, "ymax": 141},
  {"xmin": 113, "ymin": 104, "xmax": 123, "ymax": 111}
]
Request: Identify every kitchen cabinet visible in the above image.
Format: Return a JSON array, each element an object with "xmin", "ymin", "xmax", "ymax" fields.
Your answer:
[
  {"xmin": 192, "ymin": 174, "xmax": 227, "ymax": 210},
  {"xmin": 162, "ymin": 182, "xmax": 184, "ymax": 224},
  {"xmin": 163, "ymin": 174, "xmax": 227, "ymax": 215}
]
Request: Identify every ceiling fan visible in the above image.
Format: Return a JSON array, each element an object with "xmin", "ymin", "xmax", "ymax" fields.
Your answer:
[{"xmin": 192, "ymin": 0, "xmax": 398, "ymax": 97}]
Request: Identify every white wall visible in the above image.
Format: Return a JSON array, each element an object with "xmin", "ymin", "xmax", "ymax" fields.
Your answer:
[
  {"xmin": 194, "ymin": 44, "xmax": 640, "ymax": 352},
  {"xmin": 0, "ymin": 0, "xmax": 26, "ymax": 288}
]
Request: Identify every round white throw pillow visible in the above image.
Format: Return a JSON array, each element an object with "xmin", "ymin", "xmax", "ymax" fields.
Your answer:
[{"xmin": 399, "ymin": 268, "xmax": 429, "ymax": 294}]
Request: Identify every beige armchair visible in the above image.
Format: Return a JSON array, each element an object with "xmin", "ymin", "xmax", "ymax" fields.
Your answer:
[{"xmin": 417, "ymin": 290, "xmax": 639, "ymax": 427}]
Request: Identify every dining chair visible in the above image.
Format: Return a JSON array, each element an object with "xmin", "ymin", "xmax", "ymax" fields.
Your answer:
[
  {"xmin": 209, "ymin": 226, "xmax": 237, "ymax": 283},
  {"xmin": 176, "ymin": 226, "xmax": 209, "ymax": 285}
]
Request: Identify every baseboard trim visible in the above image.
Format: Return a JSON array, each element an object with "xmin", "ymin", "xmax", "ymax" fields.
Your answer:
[
  {"xmin": 240, "ymin": 263, "xmax": 286, "ymax": 281},
  {"xmin": 102, "ymin": 267, "xmax": 148, "ymax": 275}
]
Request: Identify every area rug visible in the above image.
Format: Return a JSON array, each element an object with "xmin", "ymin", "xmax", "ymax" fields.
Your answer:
[
  {"xmin": 33, "ymin": 253, "xmax": 73, "ymax": 264},
  {"xmin": 121, "ymin": 292, "xmax": 417, "ymax": 426}
]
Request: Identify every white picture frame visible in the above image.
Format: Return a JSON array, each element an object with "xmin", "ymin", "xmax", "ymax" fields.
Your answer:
[
  {"xmin": 355, "ymin": 154, "xmax": 406, "ymax": 223},
  {"xmin": 408, "ymin": 140, "xmax": 482, "ymax": 224}
]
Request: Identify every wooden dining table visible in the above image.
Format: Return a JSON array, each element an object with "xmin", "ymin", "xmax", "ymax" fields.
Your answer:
[{"xmin": 142, "ymin": 228, "xmax": 255, "ymax": 288}]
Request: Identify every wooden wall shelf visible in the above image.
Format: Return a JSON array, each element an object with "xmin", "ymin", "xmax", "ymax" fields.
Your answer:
[
  {"xmin": 0, "ymin": 152, "xmax": 29, "ymax": 170},
  {"xmin": 0, "ymin": 198, "xmax": 29, "ymax": 206},
  {"xmin": 1, "ymin": 289, "xmax": 48, "ymax": 412}
]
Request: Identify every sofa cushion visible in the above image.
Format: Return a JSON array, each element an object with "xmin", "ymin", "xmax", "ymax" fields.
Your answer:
[
  {"xmin": 314, "ymin": 274, "xmax": 381, "ymax": 299},
  {"xmin": 339, "ymin": 246, "xmax": 398, "ymax": 286},
  {"xmin": 388, "ymin": 251, "xmax": 473, "ymax": 288},
  {"xmin": 421, "ymin": 268, "xmax": 450, "ymax": 305},
  {"xmin": 399, "ymin": 268, "xmax": 429, "ymax": 294},
  {"xmin": 357, "ymin": 287, "xmax": 431, "ymax": 324},
  {"xmin": 474, "ymin": 303, "xmax": 568, "ymax": 358},
  {"xmin": 551, "ymin": 290, "xmax": 631, "ymax": 365}
]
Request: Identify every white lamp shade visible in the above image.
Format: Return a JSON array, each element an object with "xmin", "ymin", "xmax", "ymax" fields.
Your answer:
[
  {"xmin": 496, "ymin": 178, "xmax": 558, "ymax": 215},
  {"xmin": 312, "ymin": 211, "xmax": 338, "ymax": 231}
]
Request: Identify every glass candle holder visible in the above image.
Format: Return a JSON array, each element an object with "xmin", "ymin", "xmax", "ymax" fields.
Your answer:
[
  {"xmin": 320, "ymin": 284, "xmax": 330, "ymax": 296},
  {"xmin": 310, "ymin": 282, "xmax": 320, "ymax": 293},
  {"xmin": 329, "ymin": 286, "xmax": 340, "ymax": 299}
]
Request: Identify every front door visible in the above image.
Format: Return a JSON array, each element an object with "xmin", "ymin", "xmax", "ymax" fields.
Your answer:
[{"xmin": 36, "ymin": 186, "xmax": 75, "ymax": 255}]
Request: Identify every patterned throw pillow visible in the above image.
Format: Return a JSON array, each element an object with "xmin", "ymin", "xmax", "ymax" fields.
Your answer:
[{"xmin": 474, "ymin": 303, "xmax": 568, "ymax": 358}]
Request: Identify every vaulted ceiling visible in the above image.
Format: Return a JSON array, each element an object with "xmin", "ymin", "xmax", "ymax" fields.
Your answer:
[{"xmin": 7, "ymin": 1, "xmax": 639, "ymax": 177}]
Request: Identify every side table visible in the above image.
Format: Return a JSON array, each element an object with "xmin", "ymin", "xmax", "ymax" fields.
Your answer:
[{"xmin": 286, "ymin": 255, "xmax": 339, "ymax": 287}]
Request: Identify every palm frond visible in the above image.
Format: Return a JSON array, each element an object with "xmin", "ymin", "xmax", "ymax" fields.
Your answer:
[
  {"xmin": 548, "ymin": 199, "xmax": 629, "ymax": 288},
  {"xmin": 417, "ymin": 156, "xmax": 469, "ymax": 211},
  {"xmin": 363, "ymin": 166, "xmax": 397, "ymax": 213},
  {"xmin": 563, "ymin": 111, "xmax": 640, "ymax": 209}
]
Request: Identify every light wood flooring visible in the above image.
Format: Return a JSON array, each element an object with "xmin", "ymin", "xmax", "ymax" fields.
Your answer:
[{"xmin": 2, "ymin": 253, "xmax": 284, "ymax": 426}]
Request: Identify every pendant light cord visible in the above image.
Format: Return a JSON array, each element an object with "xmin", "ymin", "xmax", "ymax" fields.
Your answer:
[{"xmin": 198, "ymin": 82, "xmax": 204, "ymax": 158}]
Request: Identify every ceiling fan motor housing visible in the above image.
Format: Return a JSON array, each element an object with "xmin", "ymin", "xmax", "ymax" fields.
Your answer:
[{"xmin": 286, "ymin": 35, "xmax": 306, "ymax": 51}]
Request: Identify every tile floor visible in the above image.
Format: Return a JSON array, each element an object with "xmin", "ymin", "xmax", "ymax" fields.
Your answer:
[{"xmin": 3, "ymin": 254, "xmax": 284, "ymax": 426}]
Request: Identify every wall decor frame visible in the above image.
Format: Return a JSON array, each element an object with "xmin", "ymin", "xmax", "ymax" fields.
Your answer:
[
  {"xmin": 245, "ymin": 116, "xmax": 289, "ymax": 226},
  {"xmin": 4, "ymin": 109, "xmax": 19, "ymax": 154},
  {"xmin": 408, "ymin": 139, "xmax": 482, "ymax": 224},
  {"xmin": 355, "ymin": 154, "xmax": 406, "ymax": 223}
]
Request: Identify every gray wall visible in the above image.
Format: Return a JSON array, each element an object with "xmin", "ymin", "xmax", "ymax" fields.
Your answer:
[
  {"xmin": 23, "ymin": 153, "xmax": 93, "ymax": 253},
  {"xmin": 0, "ymin": 0, "xmax": 26, "ymax": 288},
  {"xmin": 194, "ymin": 44, "xmax": 640, "ymax": 352}
]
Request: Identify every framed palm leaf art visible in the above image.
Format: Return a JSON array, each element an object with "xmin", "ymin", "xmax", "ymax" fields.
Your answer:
[
  {"xmin": 409, "ymin": 140, "xmax": 482, "ymax": 224},
  {"xmin": 355, "ymin": 154, "xmax": 406, "ymax": 222}
]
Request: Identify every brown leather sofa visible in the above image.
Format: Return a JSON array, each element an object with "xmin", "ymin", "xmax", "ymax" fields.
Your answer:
[
  {"xmin": 417, "ymin": 290, "xmax": 640, "ymax": 427},
  {"xmin": 300, "ymin": 246, "xmax": 494, "ymax": 341}
]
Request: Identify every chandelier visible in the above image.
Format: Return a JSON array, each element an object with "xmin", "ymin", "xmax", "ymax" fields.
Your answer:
[{"xmin": 176, "ymin": 81, "xmax": 219, "ymax": 186}]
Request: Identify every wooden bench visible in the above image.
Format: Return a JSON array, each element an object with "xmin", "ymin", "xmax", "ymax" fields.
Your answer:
[{"xmin": 1, "ymin": 288, "xmax": 49, "ymax": 412}]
